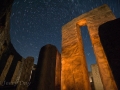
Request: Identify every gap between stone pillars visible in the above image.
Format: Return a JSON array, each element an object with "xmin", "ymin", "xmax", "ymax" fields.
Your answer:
[{"xmin": 76, "ymin": 24, "xmax": 92, "ymax": 90}]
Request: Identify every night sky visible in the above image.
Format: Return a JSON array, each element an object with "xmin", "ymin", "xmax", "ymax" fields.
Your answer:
[{"xmin": 10, "ymin": 0, "xmax": 120, "ymax": 71}]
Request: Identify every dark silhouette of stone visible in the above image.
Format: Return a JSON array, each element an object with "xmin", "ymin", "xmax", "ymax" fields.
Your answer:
[
  {"xmin": 0, "ymin": 85, "xmax": 17, "ymax": 90},
  {"xmin": 0, "ymin": 0, "xmax": 14, "ymax": 17},
  {"xmin": 0, "ymin": 42, "xmax": 22, "ymax": 83},
  {"xmin": 28, "ymin": 64, "xmax": 37, "ymax": 90},
  {"xmin": 33, "ymin": 44, "xmax": 61, "ymax": 90},
  {"xmin": 0, "ymin": 0, "xmax": 34, "ymax": 90},
  {"xmin": 0, "ymin": 14, "xmax": 6, "ymax": 26},
  {"xmin": 99, "ymin": 18, "xmax": 120, "ymax": 89},
  {"xmin": 0, "ymin": 0, "xmax": 14, "ymax": 58}
]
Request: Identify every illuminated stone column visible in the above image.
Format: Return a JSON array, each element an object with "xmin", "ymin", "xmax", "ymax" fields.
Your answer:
[
  {"xmin": 61, "ymin": 4, "xmax": 117, "ymax": 90},
  {"xmin": 87, "ymin": 7, "xmax": 117, "ymax": 89},
  {"xmin": 91, "ymin": 64, "xmax": 104, "ymax": 90},
  {"xmin": 61, "ymin": 23, "xmax": 91, "ymax": 90}
]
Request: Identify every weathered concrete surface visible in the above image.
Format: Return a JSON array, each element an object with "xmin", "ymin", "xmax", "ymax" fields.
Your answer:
[
  {"xmin": 55, "ymin": 51, "xmax": 61, "ymax": 90},
  {"xmin": 33, "ymin": 44, "xmax": 60, "ymax": 90},
  {"xmin": 99, "ymin": 18, "xmax": 120, "ymax": 90},
  {"xmin": 16, "ymin": 57, "xmax": 34, "ymax": 90},
  {"xmin": 91, "ymin": 64, "xmax": 104, "ymax": 90},
  {"xmin": 62, "ymin": 4, "xmax": 117, "ymax": 90},
  {"xmin": 62, "ymin": 24, "xmax": 91, "ymax": 90}
]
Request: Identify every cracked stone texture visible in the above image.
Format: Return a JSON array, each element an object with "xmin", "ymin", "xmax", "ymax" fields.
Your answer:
[
  {"xmin": 62, "ymin": 4, "xmax": 117, "ymax": 90},
  {"xmin": 99, "ymin": 18, "xmax": 120, "ymax": 90}
]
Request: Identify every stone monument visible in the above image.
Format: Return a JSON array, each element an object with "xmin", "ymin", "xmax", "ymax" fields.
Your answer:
[
  {"xmin": 0, "ymin": 2, "xmax": 34, "ymax": 90},
  {"xmin": 91, "ymin": 64, "xmax": 104, "ymax": 90},
  {"xmin": 61, "ymin": 4, "xmax": 117, "ymax": 90},
  {"xmin": 99, "ymin": 18, "xmax": 120, "ymax": 90},
  {"xmin": 0, "ymin": 0, "xmax": 119, "ymax": 89},
  {"xmin": 32, "ymin": 44, "xmax": 61, "ymax": 90}
]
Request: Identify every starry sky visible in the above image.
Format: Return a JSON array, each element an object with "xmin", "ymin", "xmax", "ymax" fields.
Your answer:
[{"xmin": 10, "ymin": 0, "xmax": 120, "ymax": 71}]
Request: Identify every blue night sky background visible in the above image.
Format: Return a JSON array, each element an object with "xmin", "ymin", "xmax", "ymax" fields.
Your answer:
[{"xmin": 10, "ymin": 0, "xmax": 120, "ymax": 71}]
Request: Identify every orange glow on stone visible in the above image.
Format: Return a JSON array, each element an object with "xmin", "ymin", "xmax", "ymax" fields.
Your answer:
[{"xmin": 77, "ymin": 19, "xmax": 87, "ymax": 26}]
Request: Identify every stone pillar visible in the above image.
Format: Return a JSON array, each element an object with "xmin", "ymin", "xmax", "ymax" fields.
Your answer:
[
  {"xmin": 55, "ymin": 51, "xmax": 61, "ymax": 90},
  {"xmin": 99, "ymin": 18, "xmax": 120, "ymax": 89},
  {"xmin": 11, "ymin": 61, "xmax": 22, "ymax": 82},
  {"xmin": 0, "ymin": 55, "xmax": 14, "ymax": 85},
  {"xmin": 91, "ymin": 64, "xmax": 104, "ymax": 90},
  {"xmin": 16, "ymin": 57, "xmax": 34, "ymax": 90},
  {"xmin": 33, "ymin": 44, "xmax": 58, "ymax": 90},
  {"xmin": 87, "ymin": 10, "xmax": 117, "ymax": 89},
  {"xmin": 61, "ymin": 24, "xmax": 91, "ymax": 90}
]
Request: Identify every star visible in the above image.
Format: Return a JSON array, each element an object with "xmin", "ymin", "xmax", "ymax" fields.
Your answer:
[{"xmin": 10, "ymin": 0, "xmax": 120, "ymax": 71}]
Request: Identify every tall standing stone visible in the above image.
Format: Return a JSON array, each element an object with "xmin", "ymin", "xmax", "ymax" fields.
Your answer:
[
  {"xmin": 33, "ymin": 44, "xmax": 61, "ymax": 90},
  {"xmin": 55, "ymin": 51, "xmax": 61, "ymax": 90},
  {"xmin": 91, "ymin": 64, "xmax": 104, "ymax": 90},
  {"xmin": 62, "ymin": 4, "xmax": 117, "ymax": 90},
  {"xmin": 16, "ymin": 57, "xmax": 34, "ymax": 90},
  {"xmin": 86, "ymin": 5, "xmax": 117, "ymax": 90},
  {"xmin": 62, "ymin": 22, "xmax": 91, "ymax": 90},
  {"xmin": 99, "ymin": 18, "xmax": 120, "ymax": 90}
]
